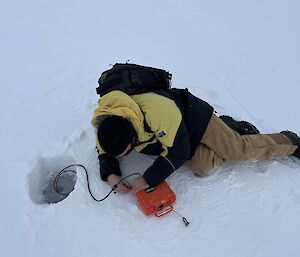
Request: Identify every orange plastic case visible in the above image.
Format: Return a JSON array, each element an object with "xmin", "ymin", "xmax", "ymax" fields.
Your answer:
[{"xmin": 136, "ymin": 181, "xmax": 176, "ymax": 217}]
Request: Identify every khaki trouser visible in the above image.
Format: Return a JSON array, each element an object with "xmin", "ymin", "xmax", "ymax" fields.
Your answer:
[{"xmin": 188, "ymin": 115, "xmax": 297, "ymax": 177}]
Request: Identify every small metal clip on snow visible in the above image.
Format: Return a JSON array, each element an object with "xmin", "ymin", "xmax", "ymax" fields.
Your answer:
[
  {"xmin": 172, "ymin": 209, "xmax": 190, "ymax": 227},
  {"xmin": 182, "ymin": 217, "xmax": 190, "ymax": 226}
]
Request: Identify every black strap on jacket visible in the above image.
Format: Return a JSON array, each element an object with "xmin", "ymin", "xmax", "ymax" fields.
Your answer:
[{"xmin": 135, "ymin": 110, "xmax": 156, "ymax": 147}]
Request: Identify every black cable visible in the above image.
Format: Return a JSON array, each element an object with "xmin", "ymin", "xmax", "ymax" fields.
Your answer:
[
  {"xmin": 54, "ymin": 164, "xmax": 190, "ymax": 226},
  {"xmin": 53, "ymin": 164, "xmax": 142, "ymax": 202}
]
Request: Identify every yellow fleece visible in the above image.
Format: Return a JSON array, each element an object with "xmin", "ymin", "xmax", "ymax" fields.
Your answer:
[{"xmin": 91, "ymin": 90, "xmax": 182, "ymax": 156}]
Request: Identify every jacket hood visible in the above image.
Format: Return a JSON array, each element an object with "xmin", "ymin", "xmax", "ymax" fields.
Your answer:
[{"xmin": 91, "ymin": 90, "xmax": 153, "ymax": 153}]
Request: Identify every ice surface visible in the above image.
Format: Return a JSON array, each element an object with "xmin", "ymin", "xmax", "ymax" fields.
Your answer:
[{"xmin": 1, "ymin": 1, "xmax": 300, "ymax": 257}]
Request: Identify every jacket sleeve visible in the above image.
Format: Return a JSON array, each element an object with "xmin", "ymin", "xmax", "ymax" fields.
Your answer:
[
  {"xmin": 143, "ymin": 121, "xmax": 190, "ymax": 187},
  {"xmin": 97, "ymin": 150, "xmax": 122, "ymax": 181},
  {"xmin": 94, "ymin": 134, "xmax": 122, "ymax": 181}
]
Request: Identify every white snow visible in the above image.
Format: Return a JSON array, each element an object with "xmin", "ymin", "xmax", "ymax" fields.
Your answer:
[{"xmin": 1, "ymin": 1, "xmax": 300, "ymax": 257}]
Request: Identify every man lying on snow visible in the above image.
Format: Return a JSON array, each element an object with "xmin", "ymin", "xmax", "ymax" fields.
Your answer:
[{"xmin": 91, "ymin": 63, "xmax": 300, "ymax": 193}]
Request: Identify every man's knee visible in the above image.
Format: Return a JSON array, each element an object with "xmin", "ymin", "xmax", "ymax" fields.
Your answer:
[{"xmin": 188, "ymin": 146, "xmax": 225, "ymax": 176}]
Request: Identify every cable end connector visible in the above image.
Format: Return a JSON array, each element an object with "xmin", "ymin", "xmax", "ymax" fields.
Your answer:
[{"xmin": 182, "ymin": 217, "xmax": 190, "ymax": 226}]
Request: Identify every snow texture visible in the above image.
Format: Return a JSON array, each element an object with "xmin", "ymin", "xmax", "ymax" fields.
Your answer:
[{"xmin": 1, "ymin": 1, "xmax": 300, "ymax": 257}]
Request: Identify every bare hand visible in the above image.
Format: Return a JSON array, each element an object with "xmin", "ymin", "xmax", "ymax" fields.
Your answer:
[
  {"xmin": 132, "ymin": 177, "xmax": 150, "ymax": 193},
  {"xmin": 107, "ymin": 174, "xmax": 132, "ymax": 193}
]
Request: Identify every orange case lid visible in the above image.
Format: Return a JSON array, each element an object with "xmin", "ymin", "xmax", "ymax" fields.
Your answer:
[{"xmin": 136, "ymin": 181, "xmax": 176, "ymax": 215}]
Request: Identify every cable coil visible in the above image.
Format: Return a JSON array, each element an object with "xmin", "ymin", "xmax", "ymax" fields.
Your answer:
[{"xmin": 54, "ymin": 164, "xmax": 141, "ymax": 202}]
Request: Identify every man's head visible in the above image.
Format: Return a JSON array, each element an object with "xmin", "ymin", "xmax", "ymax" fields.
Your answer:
[{"xmin": 97, "ymin": 116, "xmax": 137, "ymax": 157}]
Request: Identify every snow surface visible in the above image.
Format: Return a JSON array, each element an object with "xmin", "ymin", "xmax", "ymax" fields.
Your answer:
[{"xmin": 1, "ymin": 0, "xmax": 300, "ymax": 257}]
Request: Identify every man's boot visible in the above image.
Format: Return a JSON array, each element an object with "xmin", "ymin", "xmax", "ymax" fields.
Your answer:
[{"xmin": 281, "ymin": 131, "xmax": 300, "ymax": 159}]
